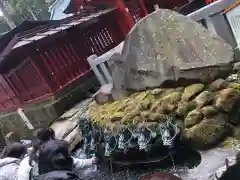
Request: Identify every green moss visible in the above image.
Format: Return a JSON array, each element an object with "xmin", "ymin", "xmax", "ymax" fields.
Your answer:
[
  {"xmin": 182, "ymin": 84, "xmax": 205, "ymax": 101},
  {"xmin": 137, "ymin": 99, "xmax": 153, "ymax": 111},
  {"xmin": 183, "ymin": 114, "xmax": 228, "ymax": 150},
  {"xmin": 228, "ymin": 82, "xmax": 240, "ymax": 91},
  {"xmin": 151, "ymin": 88, "xmax": 164, "ymax": 96},
  {"xmin": 149, "ymin": 113, "xmax": 168, "ymax": 122},
  {"xmin": 160, "ymin": 92, "xmax": 182, "ymax": 104},
  {"xmin": 132, "ymin": 116, "xmax": 143, "ymax": 125},
  {"xmin": 174, "ymin": 87, "xmax": 184, "ymax": 92},
  {"xmin": 110, "ymin": 112, "xmax": 124, "ymax": 122},
  {"xmin": 195, "ymin": 91, "xmax": 213, "ymax": 108},
  {"xmin": 176, "ymin": 101, "xmax": 197, "ymax": 117},
  {"xmin": 185, "ymin": 109, "xmax": 203, "ymax": 128},
  {"xmin": 121, "ymin": 110, "xmax": 140, "ymax": 124},
  {"xmin": 201, "ymin": 106, "xmax": 217, "ymax": 118},
  {"xmin": 156, "ymin": 104, "xmax": 176, "ymax": 114},
  {"xmin": 150, "ymin": 101, "xmax": 161, "ymax": 112},
  {"xmin": 215, "ymin": 88, "xmax": 240, "ymax": 112}
]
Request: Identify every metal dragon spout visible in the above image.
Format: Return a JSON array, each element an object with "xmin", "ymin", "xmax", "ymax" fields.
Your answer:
[
  {"xmin": 158, "ymin": 120, "xmax": 180, "ymax": 148},
  {"xmin": 118, "ymin": 127, "xmax": 135, "ymax": 153},
  {"xmin": 78, "ymin": 118, "xmax": 92, "ymax": 137},
  {"xmin": 103, "ymin": 128, "xmax": 118, "ymax": 157},
  {"xmin": 134, "ymin": 124, "xmax": 157, "ymax": 152},
  {"xmin": 89, "ymin": 124, "xmax": 102, "ymax": 151},
  {"xmin": 78, "ymin": 118, "xmax": 102, "ymax": 157}
]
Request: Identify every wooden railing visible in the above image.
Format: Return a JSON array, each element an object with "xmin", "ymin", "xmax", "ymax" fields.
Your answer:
[
  {"xmin": 0, "ymin": 75, "xmax": 20, "ymax": 111},
  {"xmin": 6, "ymin": 59, "xmax": 51, "ymax": 102},
  {"xmin": 0, "ymin": 9, "xmax": 125, "ymax": 106}
]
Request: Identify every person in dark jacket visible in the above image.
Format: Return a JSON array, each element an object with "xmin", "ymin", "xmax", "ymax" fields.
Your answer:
[
  {"xmin": 18, "ymin": 128, "xmax": 96, "ymax": 180},
  {"xmin": 28, "ymin": 127, "xmax": 55, "ymax": 167},
  {"xmin": 218, "ymin": 152, "xmax": 240, "ymax": 180},
  {"xmin": 35, "ymin": 171, "xmax": 80, "ymax": 180},
  {"xmin": 36, "ymin": 139, "xmax": 81, "ymax": 180},
  {"xmin": 35, "ymin": 128, "xmax": 55, "ymax": 143}
]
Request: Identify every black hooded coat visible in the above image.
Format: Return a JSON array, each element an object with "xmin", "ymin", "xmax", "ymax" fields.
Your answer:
[{"xmin": 35, "ymin": 170, "xmax": 81, "ymax": 180}]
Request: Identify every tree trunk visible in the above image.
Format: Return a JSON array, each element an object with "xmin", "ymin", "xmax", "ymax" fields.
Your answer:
[{"xmin": 0, "ymin": 1, "xmax": 16, "ymax": 29}]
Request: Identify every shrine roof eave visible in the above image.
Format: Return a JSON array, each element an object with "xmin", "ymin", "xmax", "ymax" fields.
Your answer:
[
  {"xmin": 0, "ymin": 8, "xmax": 116, "ymax": 73},
  {"xmin": 0, "ymin": 29, "xmax": 68, "ymax": 74}
]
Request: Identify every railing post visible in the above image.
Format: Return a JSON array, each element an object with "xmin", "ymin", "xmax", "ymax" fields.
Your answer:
[
  {"xmin": 17, "ymin": 108, "xmax": 34, "ymax": 130},
  {"xmin": 87, "ymin": 55, "xmax": 106, "ymax": 85}
]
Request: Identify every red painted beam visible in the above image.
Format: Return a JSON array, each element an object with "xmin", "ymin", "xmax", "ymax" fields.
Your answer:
[{"xmin": 139, "ymin": 0, "xmax": 148, "ymax": 16}]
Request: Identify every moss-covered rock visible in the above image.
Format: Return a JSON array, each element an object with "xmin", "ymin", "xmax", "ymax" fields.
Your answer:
[
  {"xmin": 182, "ymin": 84, "xmax": 205, "ymax": 101},
  {"xmin": 174, "ymin": 119, "xmax": 185, "ymax": 132},
  {"xmin": 124, "ymin": 103, "xmax": 137, "ymax": 113},
  {"xmin": 209, "ymin": 79, "xmax": 228, "ymax": 91},
  {"xmin": 195, "ymin": 91, "xmax": 213, "ymax": 108},
  {"xmin": 160, "ymin": 92, "xmax": 182, "ymax": 104},
  {"xmin": 110, "ymin": 112, "xmax": 124, "ymax": 122},
  {"xmin": 132, "ymin": 116, "xmax": 143, "ymax": 124},
  {"xmin": 218, "ymin": 137, "xmax": 240, "ymax": 149},
  {"xmin": 121, "ymin": 110, "xmax": 140, "ymax": 124},
  {"xmin": 151, "ymin": 88, "xmax": 164, "ymax": 96},
  {"xmin": 185, "ymin": 109, "xmax": 203, "ymax": 128},
  {"xmin": 228, "ymin": 82, "xmax": 240, "ymax": 91},
  {"xmin": 176, "ymin": 101, "xmax": 197, "ymax": 117},
  {"xmin": 137, "ymin": 99, "xmax": 153, "ymax": 111},
  {"xmin": 228, "ymin": 101, "xmax": 240, "ymax": 125},
  {"xmin": 183, "ymin": 114, "xmax": 228, "ymax": 149},
  {"xmin": 141, "ymin": 111, "xmax": 151, "ymax": 119},
  {"xmin": 215, "ymin": 88, "xmax": 240, "ymax": 112},
  {"xmin": 150, "ymin": 101, "xmax": 161, "ymax": 112},
  {"xmin": 156, "ymin": 104, "xmax": 176, "ymax": 114},
  {"xmin": 174, "ymin": 87, "xmax": 185, "ymax": 92},
  {"xmin": 149, "ymin": 113, "xmax": 168, "ymax": 122},
  {"xmin": 201, "ymin": 106, "xmax": 217, "ymax": 118},
  {"xmin": 88, "ymin": 83, "xmax": 240, "ymax": 146}
]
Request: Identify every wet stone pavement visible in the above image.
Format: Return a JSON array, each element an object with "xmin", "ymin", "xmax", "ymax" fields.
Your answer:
[{"xmin": 72, "ymin": 147, "xmax": 236, "ymax": 180}]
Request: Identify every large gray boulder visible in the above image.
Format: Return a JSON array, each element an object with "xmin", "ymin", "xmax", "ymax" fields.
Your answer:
[{"xmin": 110, "ymin": 9, "xmax": 233, "ymax": 91}]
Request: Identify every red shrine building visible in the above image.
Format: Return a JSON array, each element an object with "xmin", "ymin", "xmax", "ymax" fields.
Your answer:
[{"xmin": 0, "ymin": 0, "xmax": 202, "ymax": 135}]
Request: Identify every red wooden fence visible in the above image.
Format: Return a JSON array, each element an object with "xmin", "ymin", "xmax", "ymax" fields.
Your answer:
[
  {"xmin": 2, "ymin": 9, "xmax": 125, "ymax": 106},
  {"xmin": 0, "ymin": 0, "xmax": 193, "ymax": 112},
  {"xmin": 7, "ymin": 59, "xmax": 51, "ymax": 102},
  {"xmin": 0, "ymin": 76, "xmax": 20, "ymax": 111}
]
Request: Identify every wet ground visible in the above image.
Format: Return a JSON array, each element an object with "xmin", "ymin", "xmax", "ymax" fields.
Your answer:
[{"xmin": 73, "ymin": 147, "xmax": 236, "ymax": 180}]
